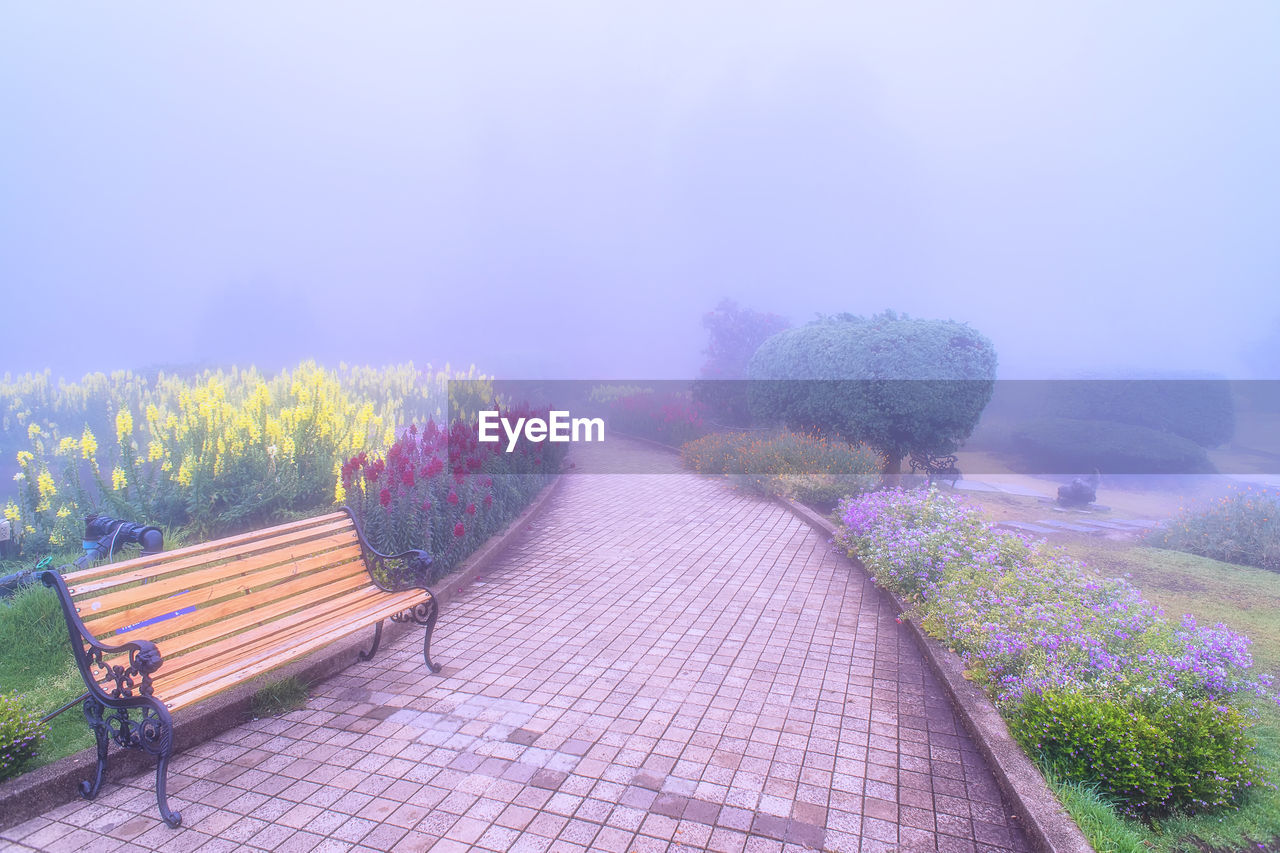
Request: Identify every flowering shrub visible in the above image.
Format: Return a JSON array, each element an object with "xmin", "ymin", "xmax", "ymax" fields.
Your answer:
[
  {"xmin": 682, "ymin": 430, "xmax": 882, "ymax": 505},
  {"xmin": 341, "ymin": 407, "xmax": 565, "ymax": 577},
  {"xmin": 605, "ymin": 391, "xmax": 708, "ymax": 447},
  {"xmin": 0, "ymin": 691, "xmax": 46, "ymax": 781},
  {"xmin": 836, "ymin": 487, "xmax": 1275, "ymax": 816},
  {"xmin": 3, "ymin": 362, "xmax": 481, "ymax": 551},
  {"xmin": 1149, "ymin": 486, "xmax": 1280, "ymax": 571},
  {"xmin": 1008, "ymin": 691, "xmax": 1259, "ymax": 817}
]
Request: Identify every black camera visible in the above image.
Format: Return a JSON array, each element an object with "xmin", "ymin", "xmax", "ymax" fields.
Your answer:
[{"xmin": 81, "ymin": 514, "xmax": 164, "ymax": 563}]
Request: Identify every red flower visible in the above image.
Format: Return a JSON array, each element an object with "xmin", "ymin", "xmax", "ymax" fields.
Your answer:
[
  {"xmin": 401, "ymin": 467, "xmax": 415, "ymax": 487},
  {"xmin": 379, "ymin": 488, "xmax": 392, "ymax": 508},
  {"xmin": 483, "ymin": 494, "xmax": 493, "ymax": 508},
  {"xmin": 466, "ymin": 502, "xmax": 476, "ymax": 515},
  {"xmin": 447, "ymin": 490, "xmax": 459, "ymax": 505},
  {"xmin": 453, "ymin": 522, "xmax": 465, "ymax": 537},
  {"xmin": 421, "ymin": 500, "xmax": 432, "ymax": 512}
]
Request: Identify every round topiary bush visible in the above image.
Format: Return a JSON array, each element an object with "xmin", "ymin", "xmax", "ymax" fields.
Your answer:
[{"xmin": 746, "ymin": 311, "xmax": 997, "ymax": 472}]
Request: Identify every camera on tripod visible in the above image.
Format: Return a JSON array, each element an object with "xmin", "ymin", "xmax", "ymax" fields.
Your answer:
[
  {"xmin": 0, "ymin": 514, "xmax": 165, "ymax": 598},
  {"xmin": 80, "ymin": 514, "xmax": 164, "ymax": 565}
]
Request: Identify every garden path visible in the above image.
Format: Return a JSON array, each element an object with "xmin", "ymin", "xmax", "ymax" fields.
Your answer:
[{"xmin": 3, "ymin": 438, "xmax": 1031, "ymax": 853}]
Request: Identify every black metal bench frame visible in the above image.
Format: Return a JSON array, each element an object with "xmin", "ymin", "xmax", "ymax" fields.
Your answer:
[
  {"xmin": 39, "ymin": 507, "xmax": 441, "ymax": 828},
  {"xmin": 908, "ymin": 452, "xmax": 961, "ymax": 486}
]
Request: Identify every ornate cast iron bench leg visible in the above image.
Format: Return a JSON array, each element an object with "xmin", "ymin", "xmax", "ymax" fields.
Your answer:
[
  {"xmin": 80, "ymin": 695, "xmax": 181, "ymax": 827},
  {"xmin": 358, "ymin": 620, "xmax": 385, "ymax": 662},
  {"xmin": 81, "ymin": 698, "xmax": 109, "ymax": 800},
  {"xmin": 41, "ymin": 569, "xmax": 181, "ymax": 828},
  {"xmin": 391, "ymin": 593, "xmax": 443, "ymax": 672}
]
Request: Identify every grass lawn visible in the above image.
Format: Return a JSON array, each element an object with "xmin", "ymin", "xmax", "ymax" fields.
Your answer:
[{"xmin": 0, "ymin": 578, "xmax": 95, "ymax": 777}]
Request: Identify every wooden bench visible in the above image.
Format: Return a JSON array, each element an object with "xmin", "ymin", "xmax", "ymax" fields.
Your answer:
[
  {"xmin": 38, "ymin": 509, "xmax": 442, "ymax": 828},
  {"xmin": 908, "ymin": 452, "xmax": 961, "ymax": 486}
]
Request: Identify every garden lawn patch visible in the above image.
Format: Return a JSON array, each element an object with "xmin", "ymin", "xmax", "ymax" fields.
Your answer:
[{"xmin": 0, "ymin": 582, "xmax": 93, "ymax": 774}]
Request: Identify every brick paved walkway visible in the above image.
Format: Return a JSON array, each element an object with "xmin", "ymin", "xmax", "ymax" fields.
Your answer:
[{"xmin": 2, "ymin": 439, "xmax": 1031, "ymax": 853}]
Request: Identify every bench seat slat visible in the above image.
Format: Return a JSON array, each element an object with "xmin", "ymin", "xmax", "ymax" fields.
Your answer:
[
  {"xmin": 80, "ymin": 542, "xmax": 365, "ymax": 638},
  {"xmin": 154, "ymin": 586, "xmax": 420, "ymax": 693},
  {"xmin": 106, "ymin": 567, "xmax": 375, "ymax": 655},
  {"xmin": 148, "ymin": 582, "xmax": 399, "ymax": 685},
  {"xmin": 65, "ymin": 518, "xmax": 355, "ymax": 596},
  {"xmin": 160, "ymin": 590, "xmax": 426, "ymax": 711},
  {"xmin": 78, "ymin": 537, "xmax": 362, "ymax": 630},
  {"xmin": 63, "ymin": 512, "xmax": 348, "ymax": 585}
]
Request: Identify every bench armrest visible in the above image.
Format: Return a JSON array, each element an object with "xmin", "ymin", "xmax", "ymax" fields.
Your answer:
[
  {"xmin": 340, "ymin": 507, "xmax": 434, "ymax": 593},
  {"xmin": 40, "ymin": 569, "xmax": 165, "ymax": 701}
]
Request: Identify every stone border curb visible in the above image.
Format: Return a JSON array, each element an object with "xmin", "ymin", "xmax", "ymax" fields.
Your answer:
[
  {"xmin": 776, "ymin": 495, "xmax": 1093, "ymax": 853},
  {"xmin": 0, "ymin": 475, "xmax": 565, "ymax": 832}
]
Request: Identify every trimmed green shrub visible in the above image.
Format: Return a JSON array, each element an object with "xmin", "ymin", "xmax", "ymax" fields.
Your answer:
[
  {"xmin": 1150, "ymin": 487, "xmax": 1280, "ymax": 571},
  {"xmin": 1010, "ymin": 417, "xmax": 1214, "ymax": 474},
  {"xmin": 1047, "ymin": 379, "xmax": 1234, "ymax": 448},
  {"xmin": 1007, "ymin": 690, "xmax": 1262, "ymax": 817},
  {"xmin": 682, "ymin": 429, "xmax": 882, "ymax": 506},
  {"xmin": 746, "ymin": 311, "xmax": 997, "ymax": 472},
  {"xmin": 681, "ymin": 432, "xmax": 752, "ymax": 476},
  {"xmin": 0, "ymin": 692, "xmax": 47, "ymax": 781}
]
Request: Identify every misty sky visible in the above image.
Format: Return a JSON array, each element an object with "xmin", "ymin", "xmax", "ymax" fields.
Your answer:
[{"xmin": 2, "ymin": 3, "xmax": 1278, "ymax": 380}]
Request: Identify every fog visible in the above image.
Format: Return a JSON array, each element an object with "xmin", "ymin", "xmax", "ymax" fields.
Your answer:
[{"xmin": 2, "ymin": 2, "xmax": 1278, "ymax": 380}]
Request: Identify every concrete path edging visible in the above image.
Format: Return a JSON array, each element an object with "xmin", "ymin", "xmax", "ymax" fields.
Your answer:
[
  {"xmin": 0, "ymin": 475, "xmax": 564, "ymax": 832},
  {"xmin": 777, "ymin": 495, "xmax": 1093, "ymax": 853}
]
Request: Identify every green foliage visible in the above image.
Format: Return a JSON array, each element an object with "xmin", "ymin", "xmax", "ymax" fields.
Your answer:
[
  {"xmin": 681, "ymin": 429, "xmax": 882, "ymax": 506},
  {"xmin": 342, "ymin": 414, "xmax": 564, "ymax": 577},
  {"xmin": 681, "ymin": 432, "xmax": 752, "ymax": 476},
  {"xmin": 746, "ymin": 311, "xmax": 997, "ymax": 469},
  {"xmin": 0, "ymin": 579, "xmax": 73, "ymax": 667},
  {"xmin": 250, "ymin": 677, "xmax": 309, "ymax": 719},
  {"xmin": 1010, "ymin": 417, "xmax": 1214, "ymax": 474},
  {"xmin": 1040, "ymin": 767, "xmax": 1155, "ymax": 853},
  {"xmin": 1008, "ymin": 690, "xmax": 1263, "ymax": 818},
  {"xmin": 0, "ymin": 691, "xmax": 46, "ymax": 781},
  {"xmin": 1047, "ymin": 380, "xmax": 1235, "ymax": 448},
  {"xmin": 3, "ymin": 362, "xmax": 478, "ymax": 554},
  {"xmin": 0, "ymin": 579, "xmax": 94, "ymax": 771},
  {"xmin": 1150, "ymin": 487, "xmax": 1280, "ymax": 571}
]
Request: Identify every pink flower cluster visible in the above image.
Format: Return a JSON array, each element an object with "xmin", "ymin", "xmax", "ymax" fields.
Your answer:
[{"xmin": 342, "ymin": 408, "xmax": 565, "ymax": 573}]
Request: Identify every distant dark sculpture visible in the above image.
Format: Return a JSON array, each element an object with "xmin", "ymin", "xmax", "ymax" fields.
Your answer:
[{"xmin": 1058, "ymin": 471, "xmax": 1100, "ymax": 507}]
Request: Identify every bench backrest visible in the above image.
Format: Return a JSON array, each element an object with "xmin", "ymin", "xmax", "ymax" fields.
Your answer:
[{"xmin": 60, "ymin": 511, "xmax": 372, "ymax": 678}]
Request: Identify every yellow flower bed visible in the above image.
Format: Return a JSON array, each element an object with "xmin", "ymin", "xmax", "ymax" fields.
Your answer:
[{"xmin": 1, "ymin": 362, "xmax": 483, "ymax": 553}]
